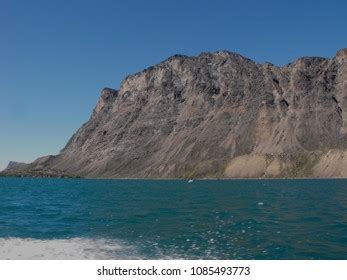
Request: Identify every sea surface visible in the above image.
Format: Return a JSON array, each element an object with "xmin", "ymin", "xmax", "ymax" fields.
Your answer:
[{"xmin": 0, "ymin": 178, "xmax": 346, "ymax": 259}]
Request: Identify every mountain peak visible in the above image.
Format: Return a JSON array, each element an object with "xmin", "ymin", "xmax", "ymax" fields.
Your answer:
[
  {"xmin": 5, "ymin": 161, "xmax": 27, "ymax": 171},
  {"xmin": 336, "ymin": 48, "xmax": 347, "ymax": 63}
]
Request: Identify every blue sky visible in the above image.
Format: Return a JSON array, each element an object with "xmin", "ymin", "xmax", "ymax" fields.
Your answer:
[{"xmin": 0, "ymin": 0, "xmax": 346, "ymax": 170}]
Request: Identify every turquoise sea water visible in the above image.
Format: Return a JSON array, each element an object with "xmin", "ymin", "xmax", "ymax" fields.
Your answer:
[{"xmin": 0, "ymin": 178, "xmax": 346, "ymax": 259}]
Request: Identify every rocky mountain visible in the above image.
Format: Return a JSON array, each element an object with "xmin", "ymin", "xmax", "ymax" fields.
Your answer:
[
  {"xmin": 2, "ymin": 49, "xmax": 347, "ymax": 178},
  {"xmin": 4, "ymin": 161, "xmax": 27, "ymax": 171}
]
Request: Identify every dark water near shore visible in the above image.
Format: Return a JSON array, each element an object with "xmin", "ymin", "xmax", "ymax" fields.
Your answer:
[{"xmin": 0, "ymin": 178, "xmax": 346, "ymax": 259}]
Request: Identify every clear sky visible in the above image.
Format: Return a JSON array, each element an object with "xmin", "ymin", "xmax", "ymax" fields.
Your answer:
[{"xmin": 0, "ymin": 0, "xmax": 346, "ymax": 170}]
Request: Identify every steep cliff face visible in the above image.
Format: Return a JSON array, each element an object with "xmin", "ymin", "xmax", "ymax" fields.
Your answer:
[{"xmin": 2, "ymin": 49, "xmax": 347, "ymax": 178}]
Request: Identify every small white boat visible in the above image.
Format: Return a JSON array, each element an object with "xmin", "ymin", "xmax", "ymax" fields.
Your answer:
[{"xmin": 188, "ymin": 179, "xmax": 194, "ymax": 183}]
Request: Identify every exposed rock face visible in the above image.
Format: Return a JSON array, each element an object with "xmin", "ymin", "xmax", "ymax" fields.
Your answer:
[
  {"xmin": 4, "ymin": 161, "xmax": 27, "ymax": 171},
  {"xmin": 2, "ymin": 49, "xmax": 347, "ymax": 178},
  {"xmin": 2, "ymin": 156, "xmax": 79, "ymax": 178}
]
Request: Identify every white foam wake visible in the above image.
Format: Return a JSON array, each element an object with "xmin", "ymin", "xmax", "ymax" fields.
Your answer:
[{"xmin": 0, "ymin": 238, "xmax": 141, "ymax": 260}]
